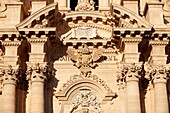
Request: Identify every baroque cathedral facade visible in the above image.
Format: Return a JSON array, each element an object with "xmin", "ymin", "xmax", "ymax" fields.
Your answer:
[{"xmin": 0, "ymin": 0, "xmax": 170, "ymax": 113}]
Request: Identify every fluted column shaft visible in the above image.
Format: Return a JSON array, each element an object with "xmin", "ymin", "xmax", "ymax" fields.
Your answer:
[
  {"xmin": 154, "ymin": 74, "xmax": 169, "ymax": 113},
  {"xmin": 126, "ymin": 75, "xmax": 141, "ymax": 113}
]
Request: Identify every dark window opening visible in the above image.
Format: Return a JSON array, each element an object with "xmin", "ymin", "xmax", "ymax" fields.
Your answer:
[
  {"xmin": 93, "ymin": 0, "xmax": 99, "ymax": 10},
  {"xmin": 70, "ymin": 0, "xmax": 78, "ymax": 11},
  {"xmin": 165, "ymin": 41, "xmax": 170, "ymax": 64}
]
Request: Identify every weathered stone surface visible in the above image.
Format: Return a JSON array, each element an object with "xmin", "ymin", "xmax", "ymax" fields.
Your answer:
[{"xmin": 0, "ymin": 0, "xmax": 170, "ymax": 113}]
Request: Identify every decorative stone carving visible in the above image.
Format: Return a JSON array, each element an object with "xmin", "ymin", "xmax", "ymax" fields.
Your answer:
[
  {"xmin": 58, "ymin": 73, "xmax": 113, "ymax": 94},
  {"xmin": 67, "ymin": 43, "xmax": 103, "ymax": 75},
  {"xmin": 75, "ymin": 0, "xmax": 95, "ymax": 11},
  {"xmin": 26, "ymin": 63, "xmax": 50, "ymax": 81},
  {"xmin": 3, "ymin": 65, "xmax": 21, "ymax": 83},
  {"xmin": 70, "ymin": 89, "xmax": 102, "ymax": 113},
  {"xmin": 0, "ymin": 1, "xmax": 6, "ymax": 17},
  {"xmin": 118, "ymin": 63, "xmax": 142, "ymax": 83},
  {"xmin": 144, "ymin": 64, "xmax": 170, "ymax": 83}
]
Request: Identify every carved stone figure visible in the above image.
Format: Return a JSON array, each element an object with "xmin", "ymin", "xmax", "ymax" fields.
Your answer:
[
  {"xmin": 75, "ymin": 0, "xmax": 95, "ymax": 11},
  {"xmin": 70, "ymin": 89, "xmax": 102, "ymax": 113},
  {"xmin": 67, "ymin": 43, "xmax": 103, "ymax": 75}
]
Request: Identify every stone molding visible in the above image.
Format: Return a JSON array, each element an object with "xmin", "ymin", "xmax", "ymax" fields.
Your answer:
[
  {"xmin": 16, "ymin": 3, "xmax": 58, "ymax": 28},
  {"xmin": 55, "ymin": 73, "xmax": 117, "ymax": 102},
  {"xmin": 28, "ymin": 38, "xmax": 47, "ymax": 43},
  {"xmin": 2, "ymin": 40, "xmax": 21, "ymax": 46}
]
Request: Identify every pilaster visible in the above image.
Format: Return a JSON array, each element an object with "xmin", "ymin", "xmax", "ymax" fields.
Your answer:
[
  {"xmin": 149, "ymin": 40, "xmax": 168, "ymax": 65},
  {"xmin": 2, "ymin": 40, "xmax": 21, "ymax": 66},
  {"xmin": 99, "ymin": 0, "xmax": 110, "ymax": 12},
  {"xmin": 28, "ymin": 37, "xmax": 47, "ymax": 63},
  {"xmin": 57, "ymin": 0, "xmax": 70, "ymax": 12},
  {"xmin": 0, "ymin": 1, "xmax": 23, "ymax": 28},
  {"xmin": 31, "ymin": 0, "xmax": 47, "ymax": 14},
  {"xmin": 123, "ymin": 0, "xmax": 139, "ymax": 14},
  {"xmin": 122, "ymin": 38, "xmax": 141, "ymax": 63},
  {"xmin": 146, "ymin": 1, "xmax": 164, "ymax": 27}
]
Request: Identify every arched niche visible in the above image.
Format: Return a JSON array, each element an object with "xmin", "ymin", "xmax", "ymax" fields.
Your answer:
[{"xmin": 55, "ymin": 74, "xmax": 117, "ymax": 102}]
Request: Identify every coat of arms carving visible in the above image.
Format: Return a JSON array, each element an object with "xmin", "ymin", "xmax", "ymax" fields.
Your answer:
[{"xmin": 67, "ymin": 44, "xmax": 103, "ymax": 75}]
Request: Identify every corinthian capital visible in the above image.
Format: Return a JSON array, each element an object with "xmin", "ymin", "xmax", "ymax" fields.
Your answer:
[
  {"xmin": 26, "ymin": 63, "xmax": 52, "ymax": 82},
  {"xmin": 126, "ymin": 63, "xmax": 142, "ymax": 79},
  {"xmin": 3, "ymin": 65, "xmax": 21, "ymax": 83},
  {"xmin": 145, "ymin": 64, "xmax": 169, "ymax": 84},
  {"xmin": 118, "ymin": 63, "xmax": 142, "ymax": 83}
]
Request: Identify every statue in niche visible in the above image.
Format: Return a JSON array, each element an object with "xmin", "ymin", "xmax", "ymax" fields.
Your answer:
[
  {"xmin": 75, "ymin": 0, "xmax": 95, "ymax": 11},
  {"xmin": 67, "ymin": 43, "xmax": 103, "ymax": 75}
]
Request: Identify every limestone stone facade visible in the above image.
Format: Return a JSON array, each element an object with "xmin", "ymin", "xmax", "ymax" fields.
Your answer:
[{"xmin": 0, "ymin": 0, "xmax": 170, "ymax": 113}]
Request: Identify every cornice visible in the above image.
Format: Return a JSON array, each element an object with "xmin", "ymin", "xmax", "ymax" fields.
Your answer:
[
  {"xmin": 28, "ymin": 38, "xmax": 47, "ymax": 43},
  {"xmin": 16, "ymin": 2, "xmax": 58, "ymax": 28},
  {"xmin": 122, "ymin": 38, "xmax": 142, "ymax": 43},
  {"xmin": 2, "ymin": 40, "xmax": 21, "ymax": 46},
  {"xmin": 150, "ymin": 40, "xmax": 168, "ymax": 45},
  {"xmin": 112, "ymin": 3, "xmax": 153, "ymax": 28}
]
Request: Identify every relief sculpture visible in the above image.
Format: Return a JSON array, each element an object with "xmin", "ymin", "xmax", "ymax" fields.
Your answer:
[{"xmin": 67, "ymin": 43, "xmax": 103, "ymax": 75}]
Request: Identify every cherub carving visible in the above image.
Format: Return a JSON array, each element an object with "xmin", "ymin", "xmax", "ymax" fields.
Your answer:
[
  {"xmin": 75, "ymin": 0, "xmax": 95, "ymax": 11},
  {"xmin": 67, "ymin": 44, "xmax": 103, "ymax": 75}
]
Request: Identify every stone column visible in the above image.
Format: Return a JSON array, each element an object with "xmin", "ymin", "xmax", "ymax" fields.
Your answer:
[
  {"xmin": 27, "ymin": 63, "xmax": 48, "ymax": 113},
  {"xmin": 2, "ymin": 65, "xmax": 20, "ymax": 113},
  {"xmin": 123, "ymin": 63, "xmax": 141, "ymax": 113},
  {"xmin": 152, "ymin": 65, "xmax": 169, "ymax": 113}
]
